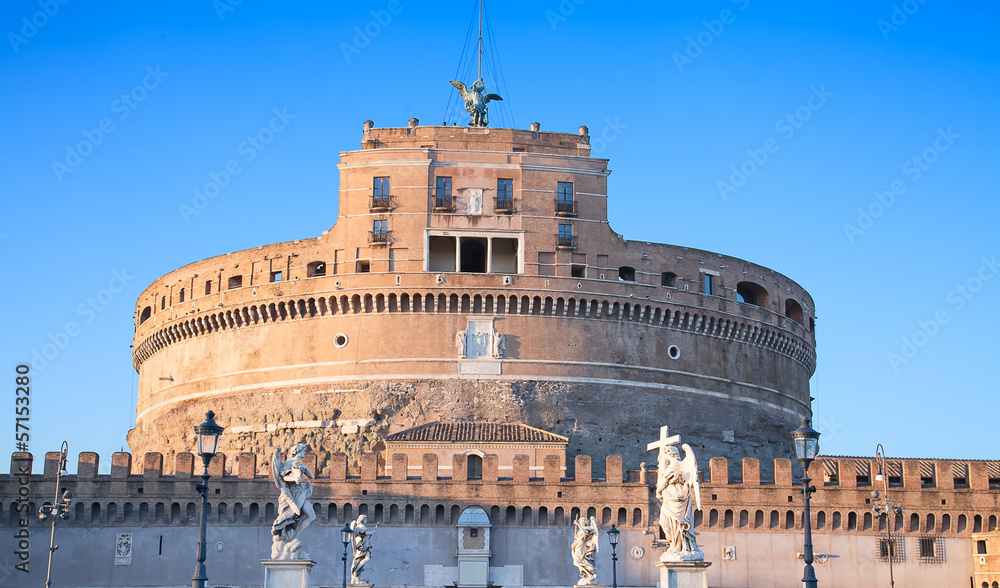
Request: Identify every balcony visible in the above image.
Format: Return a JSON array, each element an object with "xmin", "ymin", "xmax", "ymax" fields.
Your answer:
[
  {"xmin": 494, "ymin": 196, "xmax": 516, "ymax": 214},
  {"xmin": 369, "ymin": 230, "xmax": 391, "ymax": 246},
  {"xmin": 433, "ymin": 196, "xmax": 455, "ymax": 212},
  {"xmin": 555, "ymin": 199, "xmax": 577, "ymax": 217},
  {"xmin": 556, "ymin": 234, "xmax": 578, "ymax": 249},
  {"xmin": 370, "ymin": 195, "xmax": 392, "ymax": 212}
]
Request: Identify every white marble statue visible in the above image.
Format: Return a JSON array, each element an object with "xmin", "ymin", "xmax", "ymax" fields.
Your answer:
[
  {"xmin": 491, "ymin": 329, "xmax": 505, "ymax": 359},
  {"xmin": 455, "ymin": 329, "xmax": 468, "ymax": 359},
  {"xmin": 269, "ymin": 444, "xmax": 317, "ymax": 560},
  {"xmin": 349, "ymin": 514, "xmax": 377, "ymax": 584},
  {"xmin": 571, "ymin": 515, "xmax": 599, "ymax": 585},
  {"xmin": 647, "ymin": 426, "xmax": 703, "ymax": 562}
]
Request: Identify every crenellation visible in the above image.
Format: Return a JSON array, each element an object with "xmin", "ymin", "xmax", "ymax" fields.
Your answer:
[
  {"xmin": 969, "ymin": 461, "xmax": 989, "ymax": 491},
  {"xmin": 452, "ymin": 453, "xmax": 467, "ymax": 482},
  {"xmin": 483, "ymin": 454, "xmax": 499, "ymax": 482},
  {"xmin": 331, "ymin": 452, "xmax": 348, "ymax": 480},
  {"xmin": 110, "ymin": 452, "xmax": 129, "ymax": 478},
  {"xmin": 838, "ymin": 458, "xmax": 857, "ymax": 488},
  {"xmin": 543, "ymin": 454, "xmax": 560, "ymax": 483},
  {"xmin": 143, "ymin": 452, "xmax": 163, "ymax": 479},
  {"xmin": 903, "ymin": 459, "xmax": 923, "ymax": 489},
  {"xmin": 742, "ymin": 457, "xmax": 760, "ymax": 486},
  {"xmin": 420, "ymin": 453, "xmax": 437, "ymax": 481},
  {"xmin": 175, "ymin": 452, "xmax": 193, "ymax": 477},
  {"xmin": 575, "ymin": 455, "xmax": 591, "ymax": 485},
  {"xmin": 361, "ymin": 453, "xmax": 377, "ymax": 480},
  {"xmin": 605, "ymin": 455, "xmax": 622, "ymax": 484},
  {"xmin": 709, "ymin": 456, "xmax": 728, "ymax": 484},
  {"xmin": 237, "ymin": 452, "xmax": 255, "ymax": 479},
  {"xmin": 513, "ymin": 454, "xmax": 529, "ymax": 482},
  {"xmin": 774, "ymin": 458, "xmax": 793, "ymax": 487},
  {"xmin": 44, "ymin": 451, "xmax": 62, "ymax": 478},
  {"xmin": 391, "ymin": 453, "xmax": 407, "ymax": 482},
  {"xmin": 10, "ymin": 451, "xmax": 30, "ymax": 475},
  {"xmin": 206, "ymin": 453, "xmax": 224, "ymax": 478}
]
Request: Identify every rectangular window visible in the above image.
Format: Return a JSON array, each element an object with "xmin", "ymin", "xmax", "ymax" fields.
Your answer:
[
  {"xmin": 205, "ymin": 280, "xmax": 212, "ymax": 296},
  {"xmin": 877, "ymin": 536, "xmax": 905, "ymax": 563},
  {"xmin": 497, "ymin": 178, "xmax": 513, "ymax": 199},
  {"xmin": 571, "ymin": 264, "xmax": 586, "ymax": 278},
  {"xmin": 371, "ymin": 220, "xmax": 388, "ymax": 244},
  {"xmin": 270, "ymin": 271, "xmax": 282, "ymax": 283},
  {"xmin": 977, "ymin": 540, "xmax": 987, "ymax": 555},
  {"xmin": 435, "ymin": 177, "xmax": 452, "ymax": 208},
  {"xmin": 373, "ymin": 177, "xmax": 389, "ymax": 197},
  {"xmin": 557, "ymin": 181, "xmax": 574, "ymax": 203},
  {"xmin": 704, "ymin": 273, "xmax": 714, "ymax": 295},
  {"xmin": 374, "ymin": 219, "xmax": 387, "ymax": 233},
  {"xmin": 356, "ymin": 260, "xmax": 370, "ymax": 273},
  {"xmin": 918, "ymin": 536, "xmax": 945, "ymax": 563},
  {"xmin": 557, "ymin": 224, "xmax": 575, "ymax": 248},
  {"xmin": 227, "ymin": 275, "xmax": 243, "ymax": 289}
]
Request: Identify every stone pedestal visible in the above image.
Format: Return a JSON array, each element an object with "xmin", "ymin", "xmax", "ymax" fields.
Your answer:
[
  {"xmin": 574, "ymin": 584, "xmax": 604, "ymax": 588},
  {"xmin": 262, "ymin": 559, "xmax": 315, "ymax": 588},
  {"xmin": 656, "ymin": 560, "xmax": 712, "ymax": 588},
  {"xmin": 348, "ymin": 583, "xmax": 374, "ymax": 588}
]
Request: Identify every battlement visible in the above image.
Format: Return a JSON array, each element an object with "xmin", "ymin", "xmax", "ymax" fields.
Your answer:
[{"xmin": 356, "ymin": 121, "xmax": 593, "ymax": 157}]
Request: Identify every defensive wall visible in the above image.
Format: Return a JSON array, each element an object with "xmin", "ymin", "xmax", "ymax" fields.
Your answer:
[{"xmin": 1, "ymin": 451, "xmax": 997, "ymax": 587}]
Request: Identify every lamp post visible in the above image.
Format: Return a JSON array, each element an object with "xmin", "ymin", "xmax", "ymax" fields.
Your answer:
[
  {"xmin": 341, "ymin": 523, "xmax": 353, "ymax": 588},
  {"xmin": 607, "ymin": 524, "xmax": 620, "ymax": 588},
  {"xmin": 38, "ymin": 441, "xmax": 72, "ymax": 588},
  {"xmin": 791, "ymin": 418, "xmax": 821, "ymax": 588},
  {"xmin": 871, "ymin": 444, "xmax": 902, "ymax": 588},
  {"xmin": 191, "ymin": 411, "xmax": 224, "ymax": 588}
]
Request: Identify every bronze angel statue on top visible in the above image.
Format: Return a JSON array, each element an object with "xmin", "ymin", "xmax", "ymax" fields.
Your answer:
[
  {"xmin": 270, "ymin": 444, "xmax": 317, "ymax": 560},
  {"xmin": 450, "ymin": 79, "xmax": 503, "ymax": 127}
]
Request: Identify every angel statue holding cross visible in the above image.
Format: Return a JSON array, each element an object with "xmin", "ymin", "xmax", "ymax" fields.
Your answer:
[{"xmin": 647, "ymin": 426, "xmax": 704, "ymax": 562}]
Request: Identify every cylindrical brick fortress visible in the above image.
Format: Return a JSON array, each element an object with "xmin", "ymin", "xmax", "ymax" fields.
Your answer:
[{"xmin": 128, "ymin": 123, "xmax": 816, "ymax": 474}]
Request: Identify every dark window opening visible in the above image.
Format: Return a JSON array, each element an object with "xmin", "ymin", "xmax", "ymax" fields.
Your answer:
[
  {"xmin": 139, "ymin": 307, "xmax": 152, "ymax": 324},
  {"xmin": 619, "ymin": 266, "xmax": 636, "ymax": 282},
  {"xmin": 977, "ymin": 540, "xmax": 987, "ymax": 555},
  {"xmin": 178, "ymin": 288, "xmax": 185, "ymax": 303},
  {"xmin": 785, "ymin": 298, "xmax": 805, "ymax": 325},
  {"xmin": 661, "ymin": 272, "xmax": 677, "ymax": 287},
  {"xmin": 460, "ymin": 239, "xmax": 487, "ymax": 273},
  {"xmin": 954, "ymin": 477, "xmax": 968, "ymax": 488},
  {"xmin": 204, "ymin": 280, "xmax": 212, "ymax": 296},
  {"xmin": 736, "ymin": 282, "xmax": 769, "ymax": 308},
  {"xmin": 356, "ymin": 260, "xmax": 370, "ymax": 273},
  {"xmin": 990, "ymin": 477, "xmax": 1000, "ymax": 489},
  {"xmin": 571, "ymin": 265, "xmax": 586, "ymax": 278},
  {"xmin": 227, "ymin": 276, "xmax": 242, "ymax": 289},
  {"xmin": 160, "ymin": 296, "xmax": 166, "ymax": 310},
  {"xmin": 307, "ymin": 262, "xmax": 326, "ymax": 277},
  {"xmin": 270, "ymin": 271, "xmax": 282, "ymax": 283},
  {"xmin": 470, "ymin": 527, "xmax": 479, "ymax": 537}
]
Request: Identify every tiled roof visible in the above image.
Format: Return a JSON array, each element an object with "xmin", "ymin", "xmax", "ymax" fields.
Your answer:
[{"xmin": 386, "ymin": 422, "xmax": 568, "ymax": 444}]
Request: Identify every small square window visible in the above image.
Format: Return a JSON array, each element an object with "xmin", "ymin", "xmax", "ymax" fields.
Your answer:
[
  {"xmin": 470, "ymin": 528, "xmax": 479, "ymax": 537},
  {"xmin": 571, "ymin": 264, "xmax": 586, "ymax": 278},
  {"xmin": 228, "ymin": 276, "xmax": 243, "ymax": 289},
  {"xmin": 270, "ymin": 271, "xmax": 282, "ymax": 282},
  {"xmin": 356, "ymin": 260, "xmax": 370, "ymax": 273}
]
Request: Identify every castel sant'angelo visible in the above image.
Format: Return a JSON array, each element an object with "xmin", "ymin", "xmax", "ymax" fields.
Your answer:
[
  {"xmin": 3, "ymin": 59, "xmax": 999, "ymax": 588},
  {"xmin": 128, "ymin": 118, "xmax": 816, "ymax": 477}
]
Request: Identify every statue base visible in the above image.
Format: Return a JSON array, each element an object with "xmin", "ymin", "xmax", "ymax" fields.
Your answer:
[
  {"xmin": 575, "ymin": 584, "xmax": 605, "ymax": 588},
  {"xmin": 262, "ymin": 559, "xmax": 316, "ymax": 588},
  {"xmin": 656, "ymin": 560, "xmax": 712, "ymax": 588},
  {"xmin": 348, "ymin": 583, "xmax": 374, "ymax": 588}
]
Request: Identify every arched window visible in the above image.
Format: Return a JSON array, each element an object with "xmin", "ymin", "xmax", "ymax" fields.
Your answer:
[
  {"xmin": 661, "ymin": 272, "xmax": 677, "ymax": 287},
  {"xmin": 785, "ymin": 298, "xmax": 805, "ymax": 325},
  {"xmin": 139, "ymin": 307, "xmax": 152, "ymax": 325},
  {"xmin": 307, "ymin": 261, "xmax": 327, "ymax": 277},
  {"xmin": 618, "ymin": 266, "xmax": 636, "ymax": 282},
  {"xmin": 736, "ymin": 282, "xmax": 769, "ymax": 308},
  {"xmin": 467, "ymin": 455, "xmax": 483, "ymax": 480}
]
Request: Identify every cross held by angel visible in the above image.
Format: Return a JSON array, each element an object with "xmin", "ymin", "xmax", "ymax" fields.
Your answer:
[
  {"xmin": 449, "ymin": 79, "xmax": 503, "ymax": 127},
  {"xmin": 647, "ymin": 426, "xmax": 703, "ymax": 561}
]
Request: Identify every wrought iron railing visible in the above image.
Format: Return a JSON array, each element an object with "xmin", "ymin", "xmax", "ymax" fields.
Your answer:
[
  {"xmin": 555, "ymin": 199, "xmax": 577, "ymax": 216},
  {"xmin": 369, "ymin": 230, "xmax": 391, "ymax": 245},
  {"xmin": 556, "ymin": 234, "xmax": 578, "ymax": 248},
  {"xmin": 494, "ymin": 196, "xmax": 516, "ymax": 213}
]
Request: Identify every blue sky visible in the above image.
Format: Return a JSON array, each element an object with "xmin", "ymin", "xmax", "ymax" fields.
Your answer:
[{"xmin": 2, "ymin": 0, "xmax": 997, "ymax": 471}]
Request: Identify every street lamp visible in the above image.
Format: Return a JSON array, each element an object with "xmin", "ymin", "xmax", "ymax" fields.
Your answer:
[
  {"xmin": 871, "ymin": 444, "xmax": 902, "ymax": 588},
  {"xmin": 191, "ymin": 410, "xmax": 224, "ymax": 588},
  {"xmin": 791, "ymin": 418, "xmax": 821, "ymax": 588},
  {"xmin": 607, "ymin": 524, "xmax": 620, "ymax": 588},
  {"xmin": 341, "ymin": 522, "xmax": 353, "ymax": 588},
  {"xmin": 38, "ymin": 441, "xmax": 72, "ymax": 588}
]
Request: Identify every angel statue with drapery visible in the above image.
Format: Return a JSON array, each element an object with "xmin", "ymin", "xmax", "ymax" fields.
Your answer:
[
  {"xmin": 269, "ymin": 444, "xmax": 317, "ymax": 560},
  {"xmin": 648, "ymin": 425, "xmax": 704, "ymax": 562},
  {"xmin": 571, "ymin": 515, "xmax": 600, "ymax": 585},
  {"xmin": 349, "ymin": 514, "xmax": 378, "ymax": 584}
]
